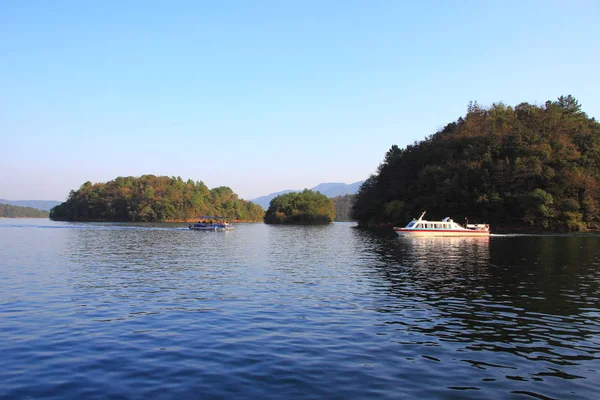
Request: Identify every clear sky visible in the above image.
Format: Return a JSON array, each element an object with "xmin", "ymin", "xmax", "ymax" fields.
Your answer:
[{"xmin": 1, "ymin": 1, "xmax": 599, "ymax": 201}]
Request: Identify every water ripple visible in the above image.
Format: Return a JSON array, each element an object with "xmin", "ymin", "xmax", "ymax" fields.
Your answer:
[{"xmin": 0, "ymin": 219, "xmax": 599, "ymax": 399}]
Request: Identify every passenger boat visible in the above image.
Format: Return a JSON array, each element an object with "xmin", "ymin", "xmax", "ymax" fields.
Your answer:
[
  {"xmin": 189, "ymin": 216, "xmax": 234, "ymax": 231},
  {"xmin": 394, "ymin": 211, "xmax": 489, "ymax": 237}
]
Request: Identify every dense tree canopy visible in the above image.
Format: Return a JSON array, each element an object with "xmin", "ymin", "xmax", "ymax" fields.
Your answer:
[
  {"xmin": 264, "ymin": 190, "xmax": 335, "ymax": 224},
  {"xmin": 0, "ymin": 203, "xmax": 48, "ymax": 218},
  {"xmin": 332, "ymin": 194, "xmax": 356, "ymax": 221},
  {"xmin": 50, "ymin": 175, "xmax": 264, "ymax": 222},
  {"xmin": 352, "ymin": 96, "xmax": 600, "ymax": 231}
]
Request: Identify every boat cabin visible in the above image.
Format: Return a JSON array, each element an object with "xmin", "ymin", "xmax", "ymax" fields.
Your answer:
[
  {"xmin": 405, "ymin": 217, "xmax": 462, "ymax": 230},
  {"xmin": 189, "ymin": 215, "xmax": 234, "ymax": 231},
  {"xmin": 394, "ymin": 211, "xmax": 490, "ymax": 236}
]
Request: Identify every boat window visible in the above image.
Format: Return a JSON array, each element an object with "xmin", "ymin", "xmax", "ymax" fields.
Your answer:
[
  {"xmin": 407, "ymin": 222, "xmax": 415, "ymax": 228},
  {"xmin": 435, "ymin": 223, "xmax": 440, "ymax": 229},
  {"xmin": 416, "ymin": 223, "xmax": 422, "ymax": 228}
]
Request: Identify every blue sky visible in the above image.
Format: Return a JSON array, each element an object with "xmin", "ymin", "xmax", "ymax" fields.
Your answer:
[{"xmin": 1, "ymin": 1, "xmax": 599, "ymax": 201}]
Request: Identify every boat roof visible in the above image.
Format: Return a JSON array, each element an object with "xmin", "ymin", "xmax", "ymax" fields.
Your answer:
[{"xmin": 416, "ymin": 220, "xmax": 455, "ymax": 222}]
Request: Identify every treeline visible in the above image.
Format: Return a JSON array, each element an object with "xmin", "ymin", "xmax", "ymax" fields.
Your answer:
[
  {"xmin": 50, "ymin": 175, "xmax": 264, "ymax": 222},
  {"xmin": 353, "ymin": 95, "xmax": 600, "ymax": 231},
  {"xmin": 264, "ymin": 190, "xmax": 335, "ymax": 224},
  {"xmin": 332, "ymin": 194, "xmax": 356, "ymax": 221},
  {"xmin": 0, "ymin": 203, "xmax": 48, "ymax": 218}
]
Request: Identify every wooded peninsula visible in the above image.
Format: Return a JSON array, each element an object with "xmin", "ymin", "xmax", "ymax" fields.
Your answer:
[
  {"xmin": 49, "ymin": 175, "xmax": 264, "ymax": 222},
  {"xmin": 353, "ymin": 96, "xmax": 600, "ymax": 232}
]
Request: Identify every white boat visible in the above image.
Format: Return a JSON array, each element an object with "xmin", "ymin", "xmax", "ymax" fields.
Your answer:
[
  {"xmin": 189, "ymin": 216, "xmax": 234, "ymax": 231},
  {"xmin": 394, "ymin": 211, "xmax": 489, "ymax": 237}
]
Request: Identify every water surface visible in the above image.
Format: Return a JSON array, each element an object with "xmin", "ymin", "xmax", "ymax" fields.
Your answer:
[{"xmin": 1, "ymin": 219, "xmax": 599, "ymax": 399}]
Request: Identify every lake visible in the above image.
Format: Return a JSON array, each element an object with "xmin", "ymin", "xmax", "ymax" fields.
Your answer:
[{"xmin": 1, "ymin": 219, "xmax": 599, "ymax": 399}]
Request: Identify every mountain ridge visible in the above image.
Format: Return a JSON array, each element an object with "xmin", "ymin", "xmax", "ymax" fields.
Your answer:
[{"xmin": 0, "ymin": 199, "xmax": 61, "ymax": 211}]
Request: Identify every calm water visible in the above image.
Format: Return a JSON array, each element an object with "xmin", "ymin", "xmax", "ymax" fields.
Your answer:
[{"xmin": 1, "ymin": 219, "xmax": 599, "ymax": 399}]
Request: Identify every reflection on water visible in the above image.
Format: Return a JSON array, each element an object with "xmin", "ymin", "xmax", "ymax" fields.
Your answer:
[
  {"xmin": 393, "ymin": 236, "xmax": 491, "ymax": 283},
  {"xmin": 1, "ymin": 219, "xmax": 599, "ymax": 399},
  {"xmin": 356, "ymin": 231, "xmax": 600, "ymax": 398}
]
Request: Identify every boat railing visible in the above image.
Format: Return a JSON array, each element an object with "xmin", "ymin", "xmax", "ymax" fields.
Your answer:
[{"xmin": 466, "ymin": 223, "xmax": 489, "ymax": 230}]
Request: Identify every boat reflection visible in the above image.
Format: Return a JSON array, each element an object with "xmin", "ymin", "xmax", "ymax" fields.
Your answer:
[
  {"xmin": 390, "ymin": 236, "xmax": 491, "ymax": 285},
  {"xmin": 358, "ymin": 230, "xmax": 600, "ymax": 375},
  {"xmin": 395, "ymin": 235, "xmax": 490, "ymax": 262}
]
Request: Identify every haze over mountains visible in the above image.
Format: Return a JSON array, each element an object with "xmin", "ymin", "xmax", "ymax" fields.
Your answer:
[
  {"xmin": 250, "ymin": 181, "xmax": 364, "ymax": 210},
  {"xmin": 0, "ymin": 199, "xmax": 61, "ymax": 211}
]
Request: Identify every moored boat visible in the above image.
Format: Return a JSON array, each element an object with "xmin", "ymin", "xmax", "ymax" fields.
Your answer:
[
  {"xmin": 394, "ymin": 211, "xmax": 489, "ymax": 237},
  {"xmin": 189, "ymin": 216, "xmax": 234, "ymax": 231}
]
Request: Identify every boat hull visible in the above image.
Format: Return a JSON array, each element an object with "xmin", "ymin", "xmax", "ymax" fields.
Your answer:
[
  {"xmin": 189, "ymin": 225, "xmax": 234, "ymax": 231},
  {"xmin": 394, "ymin": 229, "xmax": 489, "ymax": 237}
]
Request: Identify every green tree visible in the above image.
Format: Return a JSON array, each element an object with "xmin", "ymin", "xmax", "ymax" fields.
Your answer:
[
  {"xmin": 332, "ymin": 194, "xmax": 356, "ymax": 221},
  {"xmin": 264, "ymin": 190, "xmax": 335, "ymax": 224},
  {"xmin": 50, "ymin": 175, "xmax": 265, "ymax": 222},
  {"xmin": 352, "ymin": 96, "xmax": 600, "ymax": 231}
]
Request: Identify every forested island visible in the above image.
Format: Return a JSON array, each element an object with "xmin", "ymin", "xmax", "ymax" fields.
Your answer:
[
  {"xmin": 0, "ymin": 203, "xmax": 48, "ymax": 218},
  {"xmin": 264, "ymin": 190, "xmax": 335, "ymax": 224},
  {"xmin": 353, "ymin": 96, "xmax": 600, "ymax": 232},
  {"xmin": 49, "ymin": 175, "xmax": 264, "ymax": 222}
]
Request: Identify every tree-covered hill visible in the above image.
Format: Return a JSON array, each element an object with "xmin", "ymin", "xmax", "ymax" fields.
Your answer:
[
  {"xmin": 49, "ymin": 175, "xmax": 264, "ymax": 222},
  {"xmin": 353, "ymin": 96, "xmax": 600, "ymax": 231},
  {"xmin": 264, "ymin": 190, "xmax": 335, "ymax": 224},
  {"xmin": 251, "ymin": 181, "xmax": 364, "ymax": 210},
  {"xmin": 0, "ymin": 203, "xmax": 48, "ymax": 218}
]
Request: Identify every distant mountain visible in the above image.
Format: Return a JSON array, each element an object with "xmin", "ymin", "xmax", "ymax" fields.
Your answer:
[
  {"xmin": 251, "ymin": 181, "xmax": 364, "ymax": 210},
  {"xmin": 0, "ymin": 199, "xmax": 61, "ymax": 211},
  {"xmin": 249, "ymin": 190, "xmax": 297, "ymax": 210},
  {"xmin": 311, "ymin": 181, "xmax": 364, "ymax": 197}
]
